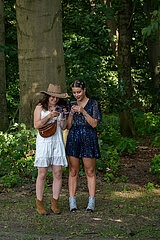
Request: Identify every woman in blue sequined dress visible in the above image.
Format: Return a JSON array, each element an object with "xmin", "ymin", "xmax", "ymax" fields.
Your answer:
[{"xmin": 66, "ymin": 79, "xmax": 102, "ymax": 212}]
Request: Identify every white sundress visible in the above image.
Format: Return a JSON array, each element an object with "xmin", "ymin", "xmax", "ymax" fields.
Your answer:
[{"xmin": 34, "ymin": 109, "xmax": 68, "ymax": 170}]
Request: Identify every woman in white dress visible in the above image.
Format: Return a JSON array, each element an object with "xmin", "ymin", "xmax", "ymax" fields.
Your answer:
[{"xmin": 34, "ymin": 84, "xmax": 68, "ymax": 215}]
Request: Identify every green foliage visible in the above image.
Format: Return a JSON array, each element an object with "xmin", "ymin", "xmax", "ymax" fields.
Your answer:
[
  {"xmin": 4, "ymin": 0, "xmax": 19, "ymax": 121},
  {"xmin": 142, "ymin": 9, "xmax": 160, "ymax": 39},
  {"xmin": 145, "ymin": 182, "xmax": 154, "ymax": 191},
  {"xmin": 134, "ymin": 112, "xmax": 160, "ymax": 135},
  {"xmin": 0, "ymin": 123, "xmax": 37, "ymax": 187},
  {"xmin": 116, "ymin": 137, "xmax": 138, "ymax": 155},
  {"xmin": 104, "ymin": 147, "xmax": 120, "ymax": 181},
  {"xmin": 62, "ymin": 0, "xmax": 115, "ymax": 106},
  {"xmin": 4, "ymin": 0, "xmax": 159, "ymax": 121},
  {"xmin": 150, "ymin": 155, "xmax": 160, "ymax": 180},
  {"xmin": 98, "ymin": 114, "xmax": 138, "ymax": 155},
  {"xmin": 151, "ymin": 133, "xmax": 160, "ymax": 147}
]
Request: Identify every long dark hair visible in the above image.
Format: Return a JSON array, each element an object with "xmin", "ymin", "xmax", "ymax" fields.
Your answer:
[
  {"xmin": 37, "ymin": 94, "xmax": 67, "ymax": 111},
  {"xmin": 37, "ymin": 94, "xmax": 50, "ymax": 111}
]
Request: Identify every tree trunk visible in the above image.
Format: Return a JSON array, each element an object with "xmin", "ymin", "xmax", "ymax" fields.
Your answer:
[
  {"xmin": 16, "ymin": 0, "xmax": 67, "ymax": 128},
  {"xmin": 0, "ymin": 0, "xmax": 9, "ymax": 131},
  {"xmin": 144, "ymin": 0, "xmax": 160, "ymax": 107},
  {"xmin": 100, "ymin": 0, "xmax": 118, "ymax": 58},
  {"xmin": 117, "ymin": 0, "xmax": 135, "ymax": 137}
]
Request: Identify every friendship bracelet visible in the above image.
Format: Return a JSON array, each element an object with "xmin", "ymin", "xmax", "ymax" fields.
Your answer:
[
  {"xmin": 69, "ymin": 112, "xmax": 74, "ymax": 116},
  {"xmin": 83, "ymin": 112, "xmax": 88, "ymax": 117}
]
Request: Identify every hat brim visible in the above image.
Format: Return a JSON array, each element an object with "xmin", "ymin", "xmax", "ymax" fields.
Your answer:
[{"xmin": 40, "ymin": 91, "xmax": 68, "ymax": 98}]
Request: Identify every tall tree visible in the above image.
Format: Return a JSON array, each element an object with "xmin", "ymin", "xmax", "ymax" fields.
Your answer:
[
  {"xmin": 117, "ymin": 0, "xmax": 135, "ymax": 137},
  {"xmin": 16, "ymin": 0, "xmax": 67, "ymax": 128},
  {"xmin": 143, "ymin": 0, "xmax": 160, "ymax": 109},
  {"xmin": 0, "ymin": 0, "xmax": 9, "ymax": 131},
  {"xmin": 100, "ymin": 0, "xmax": 135, "ymax": 136}
]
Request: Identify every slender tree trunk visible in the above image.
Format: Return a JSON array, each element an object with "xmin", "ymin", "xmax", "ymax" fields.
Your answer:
[
  {"xmin": 99, "ymin": 0, "xmax": 135, "ymax": 136},
  {"xmin": 144, "ymin": 0, "xmax": 160, "ymax": 107},
  {"xmin": 100, "ymin": 0, "xmax": 118, "ymax": 58},
  {"xmin": 0, "ymin": 0, "xmax": 9, "ymax": 131},
  {"xmin": 117, "ymin": 0, "xmax": 135, "ymax": 137},
  {"xmin": 16, "ymin": 0, "xmax": 67, "ymax": 128}
]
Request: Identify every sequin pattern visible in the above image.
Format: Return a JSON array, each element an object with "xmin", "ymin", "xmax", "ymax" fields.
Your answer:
[{"xmin": 66, "ymin": 99, "xmax": 102, "ymax": 158}]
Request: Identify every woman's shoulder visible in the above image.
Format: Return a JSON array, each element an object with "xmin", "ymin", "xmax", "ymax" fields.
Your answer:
[
  {"xmin": 35, "ymin": 104, "xmax": 42, "ymax": 109},
  {"xmin": 35, "ymin": 104, "xmax": 45, "ymax": 113}
]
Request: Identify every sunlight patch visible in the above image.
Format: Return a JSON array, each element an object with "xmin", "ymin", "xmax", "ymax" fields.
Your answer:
[
  {"xmin": 109, "ymin": 218, "xmax": 123, "ymax": 222},
  {"xmin": 93, "ymin": 218, "xmax": 102, "ymax": 221},
  {"xmin": 113, "ymin": 191, "xmax": 143, "ymax": 198}
]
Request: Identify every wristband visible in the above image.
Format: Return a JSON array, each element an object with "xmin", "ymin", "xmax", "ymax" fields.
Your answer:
[
  {"xmin": 69, "ymin": 112, "xmax": 74, "ymax": 116},
  {"xmin": 83, "ymin": 112, "xmax": 88, "ymax": 117}
]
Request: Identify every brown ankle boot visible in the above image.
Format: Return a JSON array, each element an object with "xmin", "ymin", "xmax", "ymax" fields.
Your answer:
[
  {"xmin": 36, "ymin": 199, "xmax": 47, "ymax": 215},
  {"xmin": 51, "ymin": 198, "xmax": 61, "ymax": 214}
]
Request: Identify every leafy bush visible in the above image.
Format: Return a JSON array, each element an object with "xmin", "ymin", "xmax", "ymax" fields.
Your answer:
[
  {"xmin": 151, "ymin": 133, "xmax": 160, "ymax": 147},
  {"xmin": 96, "ymin": 113, "xmax": 138, "ymax": 182},
  {"xmin": 0, "ymin": 123, "xmax": 37, "ymax": 187},
  {"xmin": 134, "ymin": 112, "xmax": 160, "ymax": 135},
  {"xmin": 150, "ymin": 155, "xmax": 160, "ymax": 180},
  {"xmin": 98, "ymin": 140, "xmax": 121, "ymax": 182},
  {"xmin": 98, "ymin": 113, "xmax": 138, "ymax": 155},
  {"xmin": 116, "ymin": 137, "xmax": 138, "ymax": 155}
]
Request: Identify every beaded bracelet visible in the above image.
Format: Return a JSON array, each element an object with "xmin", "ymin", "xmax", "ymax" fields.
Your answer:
[
  {"xmin": 69, "ymin": 112, "xmax": 74, "ymax": 116},
  {"xmin": 83, "ymin": 112, "xmax": 88, "ymax": 117}
]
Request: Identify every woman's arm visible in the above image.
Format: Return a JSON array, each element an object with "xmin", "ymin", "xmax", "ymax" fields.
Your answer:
[
  {"xmin": 34, "ymin": 105, "xmax": 57, "ymax": 129},
  {"xmin": 81, "ymin": 108, "xmax": 98, "ymax": 128},
  {"xmin": 72, "ymin": 105, "xmax": 98, "ymax": 128}
]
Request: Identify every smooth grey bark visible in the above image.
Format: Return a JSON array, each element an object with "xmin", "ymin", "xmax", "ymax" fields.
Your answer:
[
  {"xmin": 16, "ymin": 0, "xmax": 67, "ymax": 128},
  {"xmin": 0, "ymin": 0, "xmax": 9, "ymax": 131}
]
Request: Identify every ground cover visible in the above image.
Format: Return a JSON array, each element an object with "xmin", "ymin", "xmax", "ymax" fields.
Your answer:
[{"xmin": 0, "ymin": 139, "xmax": 160, "ymax": 240}]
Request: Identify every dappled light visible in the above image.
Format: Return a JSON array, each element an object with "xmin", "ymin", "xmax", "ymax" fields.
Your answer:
[
  {"xmin": 0, "ymin": 0, "xmax": 160, "ymax": 239},
  {"xmin": 113, "ymin": 191, "xmax": 143, "ymax": 199}
]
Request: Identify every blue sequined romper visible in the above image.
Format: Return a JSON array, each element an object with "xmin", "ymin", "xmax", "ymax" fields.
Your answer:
[{"xmin": 66, "ymin": 99, "xmax": 102, "ymax": 159}]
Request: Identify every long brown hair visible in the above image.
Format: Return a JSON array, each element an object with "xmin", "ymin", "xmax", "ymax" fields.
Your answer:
[
  {"xmin": 37, "ymin": 94, "xmax": 50, "ymax": 111},
  {"xmin": 37, "ymin": 94, "xmax": 67, "ymax": 111}
]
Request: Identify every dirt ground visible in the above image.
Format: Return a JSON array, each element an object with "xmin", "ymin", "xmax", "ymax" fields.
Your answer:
[
  {"xmin": 118, "ymin": 141, "xmax": 160, "ymax": 187},
  {"xmin": 0, "ymin": 138, "xmax": 160, "ymax": 240}
]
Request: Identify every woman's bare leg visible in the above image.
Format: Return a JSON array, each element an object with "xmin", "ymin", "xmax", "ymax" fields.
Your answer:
[
  {"xmin": 36, "ymin": 167, "xmax": 48, "ymax": 200},
  {"xmin": 68, "ymin": 156, "xmax": 80, "ymax": 197},
  {"xmin": 83, "ymin": 158, "xmax": 96, "ymax": 197},
  {"xmin": 52, "ymin": 165, "xmax": 62, "ymax": 200}
]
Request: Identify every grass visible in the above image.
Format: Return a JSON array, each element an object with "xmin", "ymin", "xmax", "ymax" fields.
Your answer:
[{"xmin": 0, "ymin": 182, "xmax": 159, "ymax": 239}]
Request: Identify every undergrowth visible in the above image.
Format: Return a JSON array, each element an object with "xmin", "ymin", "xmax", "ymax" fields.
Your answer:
[{"xmin": 0, "ymin": 112, "xmax": 160, "ymax": 188}]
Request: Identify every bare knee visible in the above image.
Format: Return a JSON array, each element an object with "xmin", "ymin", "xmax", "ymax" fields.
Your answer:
[
  {"xmin": 69, "ymin": 168, "xmax": 79, "ymax": 178},
  {"xmin": 85, "ymin": 169, "xmax": 95, "ymax": 178},
  {"xmin": 53, "ymin": 170, "xmax": 62, "ymax": 180},
  {"xmin": 38, "ymin": 170, "xmax": 47, "ymax": 181}
]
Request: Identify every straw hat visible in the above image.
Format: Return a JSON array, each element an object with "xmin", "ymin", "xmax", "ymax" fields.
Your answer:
[{"xmin": 40, "ymin": 84, "xmax": 68, "ymax": 98}]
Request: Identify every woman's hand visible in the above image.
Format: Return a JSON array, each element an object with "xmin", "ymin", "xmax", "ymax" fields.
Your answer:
[
  {"xmin": 34, "ymin": 105, "xmax": 60, "ymax": 129},
  {"xmin": 71, "ymin": 105, "xmax": 83, "ymax": 114},
  {"xmin": 49, "ymin": 110, "xmax": 60, "ymax": 118}
]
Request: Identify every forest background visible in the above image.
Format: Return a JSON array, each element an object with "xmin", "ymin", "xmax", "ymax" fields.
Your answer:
[
  {"xmin": 0, "ymin": 0, "xmax": 160, "ymax": 239},
  {"xmin": 0, "ymin": 0, "xmax": 160, "ymax": 191}
]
